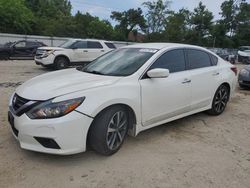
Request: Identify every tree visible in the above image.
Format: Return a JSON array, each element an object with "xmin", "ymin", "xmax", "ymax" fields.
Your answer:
[
  {"xmin": 0, "ymin": 0, "xmax": 34, "ymax": 34},
  {"xmin": 25, "ymin": 0, "xmax": 72, "ymax": 35},
  {"xmin": 189, "ymin": 1, "xmax": 214, "ymax": 46},
  {"xmin": 143, "ymin": 0, "xmax": 171, "ymax": 33},
  {"xmin": 110, "ymin": 8, "xmax": 146, "ymax": 40},
  {"xmin": 25, "ymin": 0, "xmax": 71, "ymax": 18},
  {"xmin": 234, "ymin": 0, "xmax": 250, "ymax": 46},
  {"xmin": 87, "ymin": 20, "xmax": 114, "ymax": 40},
  {"xmin": 165, "ymin": 9, "xmax": 191, "ymax": 42},
  {"xmin": 220, "ymin": 0, "xmax": 238, "ymax": 37}
]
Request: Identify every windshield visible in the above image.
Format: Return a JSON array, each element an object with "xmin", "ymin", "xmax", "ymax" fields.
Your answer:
[
  {"xmin": 239, "ymin": 46, "xmax": 250, "ymax": 51},
  {"xmin": 79, "ymin": 48, "xmax": 157, "ymax": 76},
  {"xmin": 59, "ymin": 40, "xmax": 75, "ymax": 48}
]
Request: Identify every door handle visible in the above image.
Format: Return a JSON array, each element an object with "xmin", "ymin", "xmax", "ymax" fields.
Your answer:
[
  {"xmin": 101, "ymin": 50, "xmax": 105, "ymax": 52},
  {"xmin": 182, "ymin": 79, "xmax": 191, "ymax": 84},
  {"xmin": 83, "ymin": 50, "xmax": 88, "ymax": 52},
  {"xmin": 212, "ymin": 72, "xmax": 220, "ymax": 76}
]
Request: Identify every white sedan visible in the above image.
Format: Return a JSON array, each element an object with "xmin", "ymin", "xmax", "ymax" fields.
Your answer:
[{"xmin": 8, "ymin": 43, "xmax": 237, "ymax": 155}]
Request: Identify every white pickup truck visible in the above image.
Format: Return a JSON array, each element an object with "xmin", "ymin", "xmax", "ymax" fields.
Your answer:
[{"xmin": 35, "ymin": 39, "xmax": 116, "ymax": 69}]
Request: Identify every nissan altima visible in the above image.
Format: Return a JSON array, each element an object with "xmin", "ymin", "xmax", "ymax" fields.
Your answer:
[{"xmin": 8, "ymin": 43, "xmax": 237, "ymax": 155}]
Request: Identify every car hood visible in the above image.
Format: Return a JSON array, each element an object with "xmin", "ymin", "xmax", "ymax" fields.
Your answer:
[
  {"xmin": 238, "ymin": 50, "xmax": 250, "ymax": 57},
  {"xmin": 38, "ymin": 46, "xmax": 64, "ymax": 51},
  {"xmin": 16, "ymin": 69, "xmax": 121, "ymax": 100}
]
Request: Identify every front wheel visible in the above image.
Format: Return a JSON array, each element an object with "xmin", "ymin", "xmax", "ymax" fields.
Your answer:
[
  {"xmin": 54, "ymin": 56, "xmax": 69, "ymax": 70},
  {"xmin": 88, "ymin": 106, "xmax": 129, "ymax": 155},
  {"xmin": 207, "ymin": 85, "xmax": 229, "ymax": 115}
]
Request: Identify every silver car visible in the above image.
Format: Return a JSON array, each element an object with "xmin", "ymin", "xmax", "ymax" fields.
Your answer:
[{"xmin": 239, "ymin": 65, "xmax": 250, "ymax": 88}]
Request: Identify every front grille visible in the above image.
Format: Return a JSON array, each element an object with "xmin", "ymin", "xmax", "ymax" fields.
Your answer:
[
  {"xmin": 243, "ymin": 80, "xmax": 250, "ymax": 85},
  {"xmin": 12, "ymin": 94, "xmax": 30, "ymax": 111}
]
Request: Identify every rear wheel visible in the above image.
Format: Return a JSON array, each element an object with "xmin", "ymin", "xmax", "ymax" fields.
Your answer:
[
  {"xmin": 88, "ymin": 106, "xmax": 129, "ymax": 155},
  {"xmin": 207, "ymin": 85, "xmax": 229, "ymax": 115},
  {"xmin": 54, "ymin": 56, "xmax": 69, "ymax": 70}
]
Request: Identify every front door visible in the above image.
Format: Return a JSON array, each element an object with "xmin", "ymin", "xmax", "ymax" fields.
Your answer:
[
  {"xmin": 12, "ymin": 41, "xmax": 28, "ymax": 57},
  {"xmin": 70, "ymin": 41, "xmax": 88, "ymax": 62},
  {"xmin": 139, "ymin": 49, "xmax": 191, "ymax": 126}
]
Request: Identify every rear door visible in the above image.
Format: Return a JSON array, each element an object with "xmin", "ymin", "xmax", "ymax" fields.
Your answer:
[
  {"xmin": 186, "ymin": 49, "xmax": 220, "ymax": 110},
  {"xmin": 140, "ymin": 49, "xmax": 192, "ymax": 126},
  {"xmin": 86, "ymin": 41, "xmax": 105, "ymax": 62}
]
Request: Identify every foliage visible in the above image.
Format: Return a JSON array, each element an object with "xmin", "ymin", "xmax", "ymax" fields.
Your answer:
[
  {"xmin": 164, "ymin": 9, "xmax": 191, "ymax": 43},
  {"xmin": 143, "ymin": 0, "xmax": 171, "ymax": 33},
  {"xmin": 0, "ymin": 0, "xmax": 34, "ymax": 34},
  {"xmin": 110, "ymin": 8, "xmax": 147, "ymax": 40},
  {"xmin": 189, "ymin": 2, "xmax": 214, "ymax": 46},
  {"xmin": 0, "ymin": 0, "xmax": 249, "ymax": 48}
]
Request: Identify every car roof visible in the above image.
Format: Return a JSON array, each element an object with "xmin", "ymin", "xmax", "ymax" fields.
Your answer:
[
  {"xmin": 122, "ymin": 43, "xmax": 207, "ymax": 50},
  {"xmin": 69, "ymin": 38, "xmax": 111, "ymax": 42}
]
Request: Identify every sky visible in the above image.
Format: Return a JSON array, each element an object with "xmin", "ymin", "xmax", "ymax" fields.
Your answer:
[{"xmin": 70, "ymin": 0, "xmax": 250, "ymax": 22}]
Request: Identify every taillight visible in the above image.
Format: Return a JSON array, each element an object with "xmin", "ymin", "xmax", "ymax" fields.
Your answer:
[{"xmin": 231, "ymin": 67, "xmax": 237, "ymax": 76}]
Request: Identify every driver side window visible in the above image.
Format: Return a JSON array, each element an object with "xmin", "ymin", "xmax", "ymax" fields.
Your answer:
[
  {"xmin": 71, "ymin": 41, "xmax": 87, "ymax": 49},
  {"xmin": 150, "ymin": 49, "xmax": 186, "ymax": 73}
]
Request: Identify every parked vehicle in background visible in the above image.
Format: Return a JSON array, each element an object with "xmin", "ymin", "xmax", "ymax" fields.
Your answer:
[
  {"xmin": 238, "ymin": 65, "xmax": 250, "ymax": 88},
  {"xmin": 208, "ymin": 48, "xmax": 236, "ymax": 64},
  {"xmin": 238, "ymin": 46, "xmax": 250, "ymax": 64},
  {"xmin": 0, "ymin": 40, "xmax": 46, "ymax": 60},
  {"xmin": 8, "ymin": 43, "xmax": 237, "ymax": 155},
  {"xmin": 35, "ymin": 39, "xmax": 116, "ymax": 69}
]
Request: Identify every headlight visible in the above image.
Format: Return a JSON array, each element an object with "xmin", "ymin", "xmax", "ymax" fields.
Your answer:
[
  {"xmin": 26, "ymin": 97, "xmax": 85, "ymax": 119},
  {"xmin": 41, "ymin": 50, "xmax": 55, "ymax": 58},
  {"xmin": 240, "ymin": 69, "xmax": 249, "ymax": 77}
]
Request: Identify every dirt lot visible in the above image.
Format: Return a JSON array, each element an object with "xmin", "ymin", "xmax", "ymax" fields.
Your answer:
[{"xmin": 0, "ymin": 60, "xmax": 250, "ymax": 188}]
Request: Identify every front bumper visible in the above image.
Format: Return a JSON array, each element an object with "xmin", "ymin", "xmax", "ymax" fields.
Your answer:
[
  {"xmin": 238, "ymin": 73, "xmax": 250, "ymax": 87},
  {"xmin": 8, "ymin": 109, "xmax": 93, "ymax": 155},
  {"xmin": 35, "ymin": 55, "xmax": 55, "ymax": 66}
]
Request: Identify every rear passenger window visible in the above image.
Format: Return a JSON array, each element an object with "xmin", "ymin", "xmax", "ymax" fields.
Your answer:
[
  {"xmin": 87, "ymin": 41, "xmax": 103, "ymax": 49},
  {"xmin": 210, "ymin": 54, "xmax": 218, "ymax": 65},
  {"xmin": 26, "ymin": 41, "xmax": 37, "ymax": 47},
  {"xmin": 150, "ymin": 49, "xmax": 186, "ymax": 73},
  {"xmin": 187, "ymin": 49, "xmax": 212, "ymax": 69},
  {"xmin": 105, "ymin": 42, "xmax": 116, "ymax": 49}
]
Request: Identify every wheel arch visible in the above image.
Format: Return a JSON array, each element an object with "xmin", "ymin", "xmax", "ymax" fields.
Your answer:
[
  {"xmin": 54, "ymin": 54, "xmax": 70, "ymax": 64},
  {"xmin": 86, "ymin": 103, "xmax": 137, "ymax": 147},
  {"xmin": 93, "ymin": 103, "xmax": 137, "ymax": 129}
]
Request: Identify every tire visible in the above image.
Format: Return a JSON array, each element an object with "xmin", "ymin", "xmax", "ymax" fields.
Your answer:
[
  {"xmin": 207, "ymin": 85, "xmax": 230, "ymax": 116},
  {"xmin": 239, "ymin": 84, "xmax": 249, "ymax": 89},
  {"xmin": 0, "ymin": 52, "xmax": 9, "ymax": 60},
  {"xmin": 54, "ymin": 56, "xmax": 69, "ymax": 70},
  {"xmin": 88, "ymin": 106, "xmax": 129, "ymax": 155}
]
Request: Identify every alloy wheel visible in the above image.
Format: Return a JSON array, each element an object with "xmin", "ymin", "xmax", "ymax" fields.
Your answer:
[
  {"xmin": 214, "ymin": 86, "xmax": 228, "ymax": 113},
  {"xmin": 106, "ymin": 111, "xmax": 128, "ymax": 150}
]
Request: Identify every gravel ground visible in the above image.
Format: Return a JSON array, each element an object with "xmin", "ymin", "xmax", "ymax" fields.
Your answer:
[{"xmin": 0, "ymin": 60, "xmax": 250, "ymax": 188}]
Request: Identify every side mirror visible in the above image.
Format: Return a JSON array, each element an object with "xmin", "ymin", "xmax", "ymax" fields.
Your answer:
[
  {"xmin": 71, "ymin": 46, "xmax": 78, "ymax": 50},
  {"xmin": 147, "ymin": 68, "xmax": 170, "ymax": 78}
]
